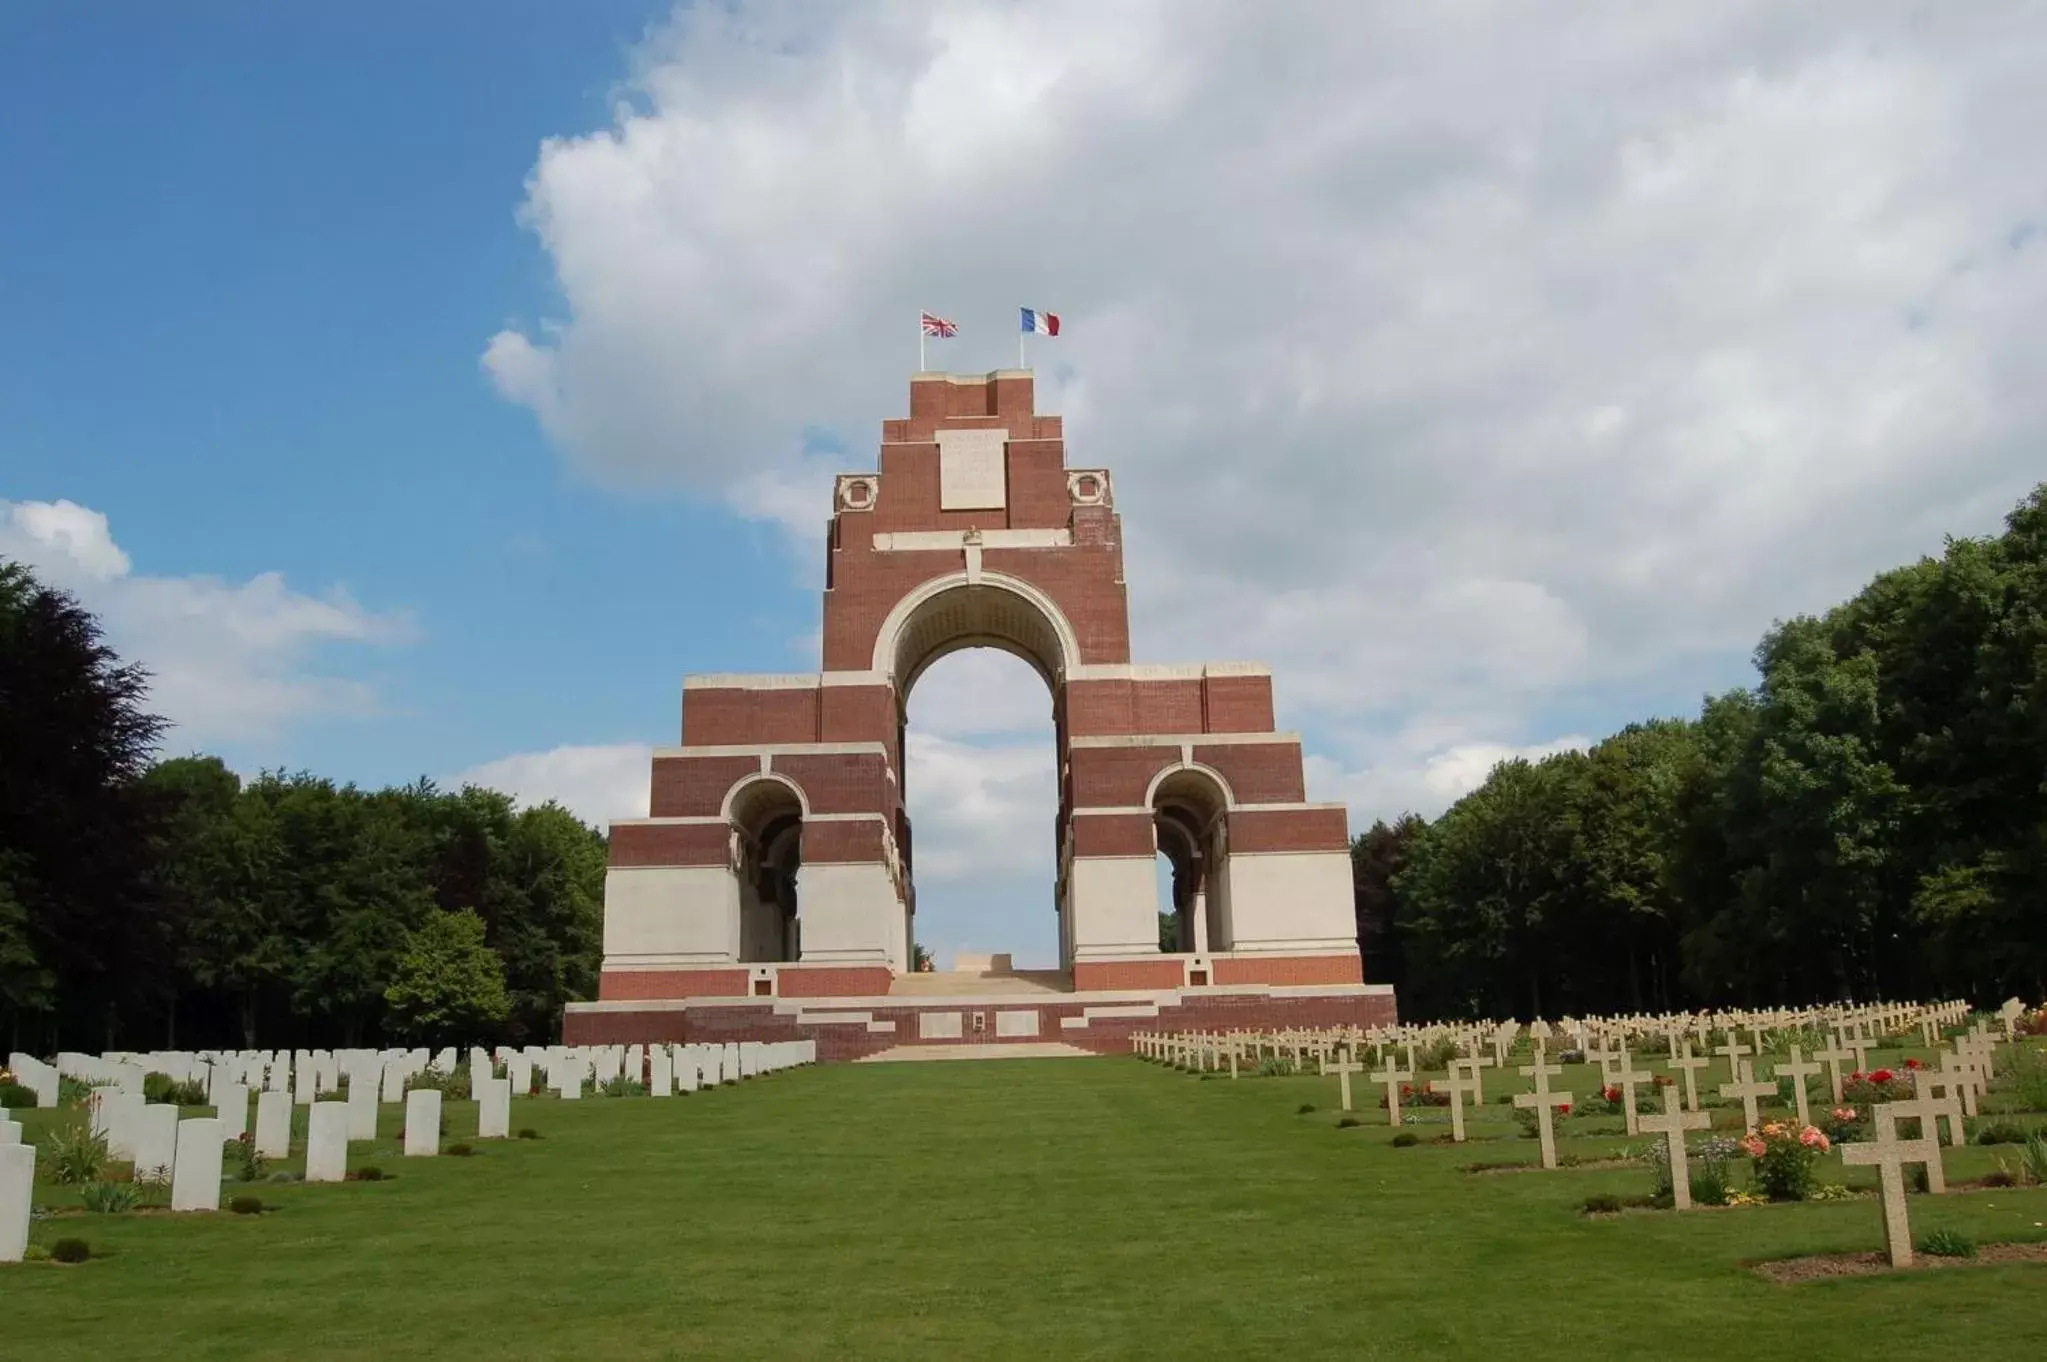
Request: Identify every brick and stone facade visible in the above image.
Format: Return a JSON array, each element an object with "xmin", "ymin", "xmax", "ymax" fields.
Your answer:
[{"xmin": 574, "ymin": 371, "xmax": 1382, "ymax": 1049}]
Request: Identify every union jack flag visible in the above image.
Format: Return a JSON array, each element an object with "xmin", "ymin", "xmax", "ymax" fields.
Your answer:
[{"xmin": 920, "ymin": 311, "xmax": 958, "ymax": 337}]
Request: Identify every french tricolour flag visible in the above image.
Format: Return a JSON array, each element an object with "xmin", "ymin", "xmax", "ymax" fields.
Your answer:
[{"xmin": 1020, "ymin": 307, "xmax": 1060, "ymax": 336}]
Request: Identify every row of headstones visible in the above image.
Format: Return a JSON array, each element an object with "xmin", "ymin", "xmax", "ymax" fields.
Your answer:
[{"xmin": 1, "ymin": 1039, "xmax": 817, "ymax": 1263}]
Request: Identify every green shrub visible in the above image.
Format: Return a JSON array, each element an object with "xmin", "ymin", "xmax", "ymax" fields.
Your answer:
[
  {"xmin": 142, "ymin": 1073, "xmax": 207, "ymax": 1107},
  {"xmin": 1581, "ymin": 1193, "xmax": 1622, "ymax": 1215},
  {"xmin": 40, "ymin": 1122, "xmax": 111, "ymax": 1185},
  {"xmin": 0, "ymin": 1080, "xmax": 35, "ymax": 1109},
  {"xmin": 2022, "ymin": 1130, "xmax": 2047, "ymax": 1185},
  {"xmin": 597, "ymin": 1076, "xmax": 647, "ymax": 1098},
  {"xmin": 80, "ymin": 1181, "xmax": 138, "ymax": 1214},
  {"xmin": 1296, "ymin": 1103, "xmax": 1316, "ymax": 1115},
  {"xmin": 447, "ymin": 1142, "xmax": 475, "ymax": 1157},
  {"xmin": 1689, "ymin": 1164, "xmax": 1731, "ymax": 1207},
  {"xmin": 1981, "ymin": 1167, "xmax": 2018, "ymax": 1188},
  {"xmin": 1414, "ymin": 1038, "xmax": 1459, "ymax": 1072},
  {"xmin": 228, "ymin": 1195, "xmax": 264, "ymax": 1215},
  {"xmin": 57, "ymin": 1076, "xmax": 103, "ymax": 1108},
  {"xmin": 352, "ymin": 1166, "xmax": 385, "ymax": 1182},
  {"xmin": 2004, "ymin": 1047, "xmax": 2047, "ymax": 1113},
  {"xmin": 1510, "ymin": 1107, "xmax": 1539, "ymax": 1139},
  {"xmin": 231, "ymin": 1133, "xmax": 267, "ymax": 1183},
  {"xmin": 1390, "ymin": 1132, "xmax": 1420, "ymax": 1148},
  {"xmin": 406, "ymin": 1065, "xmax": 470, "ymax": 1097},
  {"xmin": 516, "ymin": 1127, "xmax": 541, "ymax": 1140},
  {"xmin": 1336, "ymin": 1117, "xmax": 1361, "ymax": 1129},
  {"xmin": 50, "ymin": 1237, "xmax": 92, "ymax": 1264},
  {"xmin": 1973, "ymin": 1120, "xmax": 2028, "ymax": 1146},
  {"xmin": 1918, "ymin": 1227, "xmax": 1975, "ymax": 1258}
]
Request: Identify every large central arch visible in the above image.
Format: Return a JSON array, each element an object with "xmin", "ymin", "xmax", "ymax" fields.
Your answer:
[{"xmin": 590, "ymin": 369, "xmax": 1367, "ymax": 1013}]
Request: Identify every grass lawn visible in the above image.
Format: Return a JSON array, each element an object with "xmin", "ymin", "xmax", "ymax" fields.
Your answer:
[{"xmin": 6, "ymin": 1050, "xmax": 2047, "ymax": 1361}]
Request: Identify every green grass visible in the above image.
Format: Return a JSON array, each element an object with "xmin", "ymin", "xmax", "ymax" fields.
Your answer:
[{"xmin": 5, "ymin": 1055, "xmax": 2046, "ymax": 1361}]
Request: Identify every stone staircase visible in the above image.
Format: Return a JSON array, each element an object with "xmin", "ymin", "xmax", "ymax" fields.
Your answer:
[{"xmin": 888, "ymin": 969, "xmax": 1072, "ymax": 997}]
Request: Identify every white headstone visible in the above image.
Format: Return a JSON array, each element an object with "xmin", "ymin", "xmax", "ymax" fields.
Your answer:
[
  {"xmin": 404, "ymin": 1089, "xmax": 441, "ymax": 1157},
  {"xmin": 648, "ymin": 1046, "xmax": 673, "ymax": 1097},
  {"xmin": 0, "ymin": 1143, "xmax": 32, "ymax": 1262},
  {"xmin": 0, "ymin": 1118, "xmax": 19, "ymax": 1145},
  {"xmin": 345, "ymin": 1068, "xmax": 379, "ymax": 1141},
  {"xmin": 477, "ymin": 1077, "xmax": 511, "ymax": 1139},
  {"xmin": 215, "ymin": 1081, "xmax": 250, "ymax": 1141},
  {"xmin": 380, "ymin": 1059, "xmax": 407, "ymax": 1104},
  {"xmin": 170, "ymin": 1117, "xmax": 226, "ymax": 1211},
  {"xmin": 305, "ymin": 1101, "xmax": 350, "ymax": 1183},
  {"xmin": 254, "ymin": 1087, "xmax": 292, "ymax": 1159},
  {"xmin": 133, "ymin": 1102, "xmax": 180, "ymax": 1181},
  {"xmin": 507, "ymin": 1055, "xmax": 532, "ymax": 1098}
]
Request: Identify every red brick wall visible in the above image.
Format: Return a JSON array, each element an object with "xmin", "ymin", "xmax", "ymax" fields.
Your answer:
[
  {"xmin": 599, "ymin": 968, "xmax": 749, "ymax": 1000},
  {"xmin": 777, "ymin": 966, "xmax": 894, "ymax": 998},
  {"xmin": 649, "ymin": 755, "xmax": 761, "ymax": 818},
  {"xmin": 769, "ymin": 752, "xmax": 891, "ymax": 815},
  {"xmin": 820, "ymin": 683, "xmax": 894, "ymax": 744},
  {"xmin": 801, "ymin": 818, "xmax": 887, "ymax": 864},
  {"xmin": 1195, "ymin": 743, "xmax": 1307, "ymax": 804},
  {"xmin": 609, "ymin": 822, "xmax": 728, "ymax": 868},
  {"xmin": 1227, "ymin": 807, "xmax": 1350, "ymax": 854},
  {"xmin": 682, "ymin": 687, "xmax": 821, "ymax": 747},
  {"xmin": 1211, "ymin": 954, "xmax": 1362, "ymax": 986},
  {"xmin": 1071, "ymin": 812, "xmax": 1155, "ymax": 858},
  {"xmin": 1074, "ymin": 959, "xmax": 1185, "ymax": 990},
  {"xmin": 1203, "ymin": 675, "xmax": 1274, "ymax": 733},
  {"xmin": 1069, "ymin": 745, "xmax": 1178, "ymax": 808},
  {"xmin": 1132, "ymin": 680, "xmax": 1204, "ymax": 734}
]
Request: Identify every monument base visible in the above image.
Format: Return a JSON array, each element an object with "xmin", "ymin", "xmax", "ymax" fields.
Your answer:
[{"xmin": 562, "ymin": 977, "xmax": 1397, "ymax": 1059}]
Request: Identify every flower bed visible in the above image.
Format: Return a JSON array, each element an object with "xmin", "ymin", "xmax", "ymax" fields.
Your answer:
[{"xmin": 1740, "ymin": 1120, "xmax": 1831, "ymax": 1201}]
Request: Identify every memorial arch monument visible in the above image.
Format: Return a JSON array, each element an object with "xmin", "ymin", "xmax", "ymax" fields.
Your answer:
[{"xmin": 564, "ymin": 371, "xmax": 1396, "ymax": 1053}]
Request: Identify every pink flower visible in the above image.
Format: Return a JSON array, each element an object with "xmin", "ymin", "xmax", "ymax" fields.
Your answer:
[
  {"xmin": 1832, "ymin": 1107, "xmax": 1857, "ymax": 1122},
  {"xmin": 1740, "ymin": 1134, "xmax": 1766, "ymax": 1159},
  {"xmin": 1799, "ymin": 1126, "xmax": 1830, "ymax": 1151}
]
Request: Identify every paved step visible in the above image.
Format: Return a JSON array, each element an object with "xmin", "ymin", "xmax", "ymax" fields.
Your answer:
[
  {"xmin": 889, "ymin": 970, "xmax": 1072, "ymax": 997},
  {"xmin": 855, "ymin": 1042, "xmax": 1099, "ymax": 1062}
]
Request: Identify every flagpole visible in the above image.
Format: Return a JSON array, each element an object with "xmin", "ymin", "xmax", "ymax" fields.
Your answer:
[
  {"xmin": 1019, "ymin": 325, "xmax": 1027, "ymax": 371},
  {"xmin": 919, "ymin": 316, "xmax": 926, "ymax": 374}
]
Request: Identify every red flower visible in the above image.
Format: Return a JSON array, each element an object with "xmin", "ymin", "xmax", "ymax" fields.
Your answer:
[
  {"xmin": 1602, "ymin": 1085, "xmax": 1620, "ymax": 1103},
  {"xmin": 1559, "ymin": 1103, "xmax": 1572, "ymax": 1115},
  {"xmin": 1848, "ymin": 1071, "xmax": 1866, "ymax": 1083},
  {"xmin": 1903, "ymin": 1057, "xmax": 1922, "ymax": 1070},
  {"xmin": 1870, "ymin": 1068, "xmax": 1895, "ymax": 1084}
]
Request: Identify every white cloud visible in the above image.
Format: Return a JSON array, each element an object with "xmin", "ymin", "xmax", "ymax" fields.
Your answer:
[
  {"xmin": 451, "ymin": 743, "xmax": 655, "ymax": 827},
  {"xmin": 486, "ymin": 1, "xmax": 2047, "ymax": 827},
  {"xmin": 0, "ymin": 498, "xmax": 407, "ymax": 744},
  {"xmin": 1307, "ymin": 734, "xmax": 1593, "ymax": 823}
]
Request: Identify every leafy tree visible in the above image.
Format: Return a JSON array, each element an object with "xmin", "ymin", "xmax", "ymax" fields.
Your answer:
[
  {"xmin": 1352, "ymin": 814, "xmax": 1425, "ymax": 991},
  {"xmin": 383, "ymin": 908, "xmax": 511, "ymax": 1047}
]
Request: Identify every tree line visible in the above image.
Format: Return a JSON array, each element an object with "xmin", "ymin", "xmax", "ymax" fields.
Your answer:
[
  {"xmin": 0, "ymin": 560, "xmax": 605, "ymax": 1054},
  {"xmin": 1356, "ymin": 482, "xmax": 2047, "ymax": 1022}
]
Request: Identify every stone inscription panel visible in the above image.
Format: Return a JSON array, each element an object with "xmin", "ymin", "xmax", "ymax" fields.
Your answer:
[{"xmin": 937, "ymin": 428, "xmax": 1008, "ymax": 511}]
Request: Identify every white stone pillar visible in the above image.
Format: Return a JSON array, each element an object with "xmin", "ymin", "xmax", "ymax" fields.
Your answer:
[
  {"xmin": 170, "ymin": 1117, "xmax": 225, "ymax": 1212},
  {"xmin": 0, "ymin": 1143, "xmax": 32, "ymax": 1262},
  {"xmin": 134, "ymin": 1103, "xmax": 180, "ymax": 1181},
  {"xmin": 403, "ymin": 1089, "xmax": 441, "ymax": 1156},
  {"xmin": 254, "ymin": 1088, "xmax": 293, "ymax": 1159},
  {"xmin": 477, "ymin": 1078, "xmax": 510, "ymax": 1140},
  {"xmin": 305, "ymin": 1102, "xmax": 350, "ymax": 1183}
]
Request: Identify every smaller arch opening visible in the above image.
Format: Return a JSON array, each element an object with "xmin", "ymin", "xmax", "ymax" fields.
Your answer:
[
  {"xmin": 729, "ymin": 778, "xmax": 804, "ymax": 963},
  {"xmin": 1151, "ymin": 767, "xmax": 1233, "ymax": 957}
]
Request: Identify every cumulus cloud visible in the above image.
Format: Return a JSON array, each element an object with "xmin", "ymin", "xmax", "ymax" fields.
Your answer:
[
  {"xmin": 485, "ymin": 1, "xmax": 2047, "ymax": 827},
  {"xmin": 451, "ymin": 743, "xmax": 655, "ymax": 828},
  {"xmin": 0, "ymin": 498, "xmax": 407, "ymax": 744}
]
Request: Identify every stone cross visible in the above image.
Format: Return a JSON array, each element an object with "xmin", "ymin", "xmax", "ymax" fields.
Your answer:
[
  {"xmin": 1841, "ymin": 1100, "xmax": 1944, "ymax": 1268},
  {"xmin": 1326, "ymin": 1049, "xmax": 1364, "ymax": 1113},
  {"xmin": 1908, "ymin": 1070, "xmax": 1966, "ymax": 1147},
  {"xmin": 1429, "ymin": 1067, "xmax": 1482, "ymax": 1143},
  {"xmin": 1813, "ymin": 1040, "xmax": 1854, "ymax": 1104},
  {"xmin": 1456, "ymin": 1054, "xmax": 1493, "ymax": 1104},
  {"xmin": 1936, "ymin": 1050, "xmax": 1981, "ymax": 1117},
  {"xmin": 1773, "ymin": 1046, "xmax": 1823, "ymax": 1128},
  {"xmin": 1712, "ymin": 1035, "xmax": 1752, "ymax": 1086},
  {"xmin": 1612, "ymin": 1050, "xmax": 1654, "ymax": 1136},
  {"xmin": 1371, "ymin": 1055, "xmax": 1413, "ymax": 1128},
  {"xmin": 1720, "ymin": 1059, "xmax": 1776, "ymax": 1133},
  {"xmin": 1513, "ymin": 1059, "xmax": 1573, "ymax": 1170},
  {"xmin": 1997, "ymin": 997, "xmax": 2025, "ymax": 1041},
  {"xmin": 1841, "ymin": 1034, "xmax": 1875, "ymax": 1075},
  {"xmin": 1667, "ymin": 1042, "xmax": 1711, "ymax": 1113},
  {"xmin": 1638, "ymin": 1084, "xmax": 1712, "ymax": 1210}
]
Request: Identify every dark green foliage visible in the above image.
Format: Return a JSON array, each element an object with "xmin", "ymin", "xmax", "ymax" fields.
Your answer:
[
  {"xmin": 1390, "ymin": 1132, "xmax": 1419, "ymax": 1148},
  {"xmin": 1361, "ymin": 483, "xmax": 2047, "ymax": 1015},
  {"xmin": 49, "ymin": 1237, "xmax": 91, "ymax": 1264},
  {"xmin": 41, "ymin": 1122, "xmax": 110, "ymax": 1184},
  {"xmin": 80, "ymin": 1180, "xmax": 138, "ymax": 1213},
  {"xmin": 1973, "ymin": 1121, "xmax": 2027, "ymax": 1146},
  {"xmin": 597, "ymin": 1076, "xmax": 647, "ymax": 1098},
  {"xmin": 228, "ymin": 1194, "xmax": 264, "ymax": 1215},
  {"xmin": 352, "ymin": 1165, "xmax": 385, "ymax": 1182},
  {"xmin": 1336, "ymin": 1116, "xmax": 1361, "ymax": 1128},
  {"xmin": 447, "ymin": 1142, "xmax": 474, "ymax": 1157},
  {"xmin": 0, "ymin": 558, "xmax": 606, "ymax": 1052},
  {"xmin": 142, "ymin": 1072, "xmax": 206, "ymax": 1107},
  {"xmin": 516, "ymin": 1127, "xmax": 541, "ymax": 1140},
  {"xmin": 383, "ymin": 909, "xmax": 511, "ymax": 1047},
  {"xmin": 1580, "ymin": 1193, "xmax": 1622, "ymax": 1215},
  {"xmin": 0, "ymin": 1081, "xmax": 33, "ymax": 1108},
  {"xmin": 1918, "ymin": 1227, "xmax": 1975, "ymax": 1258}
]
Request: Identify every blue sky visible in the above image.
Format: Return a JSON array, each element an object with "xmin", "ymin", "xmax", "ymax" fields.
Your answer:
[{"xmin": 5, "ymin": 4, "xmax": 2044, "ymax": 969}]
